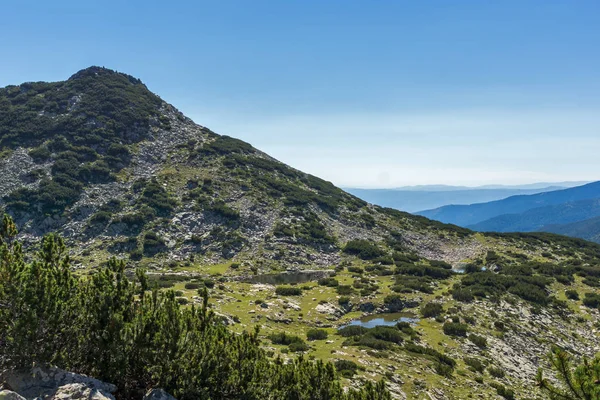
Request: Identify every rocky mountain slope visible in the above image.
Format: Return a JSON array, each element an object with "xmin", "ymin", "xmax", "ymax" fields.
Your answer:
[
  {"xmin": 3, "ymin": 67, "xmax": 600, "ymax": 400},
  {"xmin": 0, "ymin": 66, "xmax": 525, "ymax": 270}
]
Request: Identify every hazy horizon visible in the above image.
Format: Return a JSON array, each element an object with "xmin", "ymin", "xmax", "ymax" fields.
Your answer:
[
  {"xmin": 342, "ymin": 181, "xmax": 593, "ymax": 190},
  {"xmin": 2, "ymin": 1, "xmax": 599, "ymax": 187}
]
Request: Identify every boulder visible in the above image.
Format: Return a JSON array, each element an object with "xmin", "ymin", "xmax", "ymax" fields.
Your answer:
[
  {"xmin": 315, "ymin": 303, "xmax": 344, "ymax": 319},
  {"xmin": 1, "ymin": 367, "xmax": 116, "ymax": 400},
  {"xmin": 49, "ymin": 383, "xmax": 115, "ymax": 399}
]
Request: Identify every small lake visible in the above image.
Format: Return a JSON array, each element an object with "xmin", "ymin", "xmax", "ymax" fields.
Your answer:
[{"xmin": 340, "ymin": 312, "xmax": 420, "ymax": 329}]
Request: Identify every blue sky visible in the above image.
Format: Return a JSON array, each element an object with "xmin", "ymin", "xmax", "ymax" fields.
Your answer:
[{"xmin": 1, "ymin": 1, "xmax": 599, "ymax": 187}]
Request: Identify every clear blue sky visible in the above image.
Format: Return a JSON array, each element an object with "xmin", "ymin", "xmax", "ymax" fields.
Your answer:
[{"xmin": 2, "ymin": 1, "xmax": 599, "ymax": 187}]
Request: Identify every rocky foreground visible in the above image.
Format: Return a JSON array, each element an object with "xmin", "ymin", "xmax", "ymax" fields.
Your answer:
[{"xmin": 0, "ymin": 367, "xmax": 175, "ymax": 400}]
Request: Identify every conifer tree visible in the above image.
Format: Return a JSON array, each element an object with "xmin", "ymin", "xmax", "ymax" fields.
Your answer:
[{"xmin": 537, "ymin": 347, "xmax": 600, "ymax": 399}]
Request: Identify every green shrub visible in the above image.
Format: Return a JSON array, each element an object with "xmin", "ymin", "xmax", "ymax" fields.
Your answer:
[
  {"xmin": 456, "ymin": 270, "xmax": 553, "ymax": 305},
  {"xmin": 395, "ymin": 264, "xmax": 452, "ymax": 280},
  {"xmin": 275, "ymin": 286, "xmax": 302, "ymax": 296},
  {"xmin": 391, "ymin": 275, "xmax": 434, "ymax": 294},
  {"xmin": 383, "ymin": 294, "xmax": 403, "ymax": 305},
  {"xmin": 347, "ymin": 266, "xmax": 364, "ymax": 274},
  {"xmin": 288, "ymin": 341, "xmax": 310, "ymax": 352},
  {"xmin": 334, "ymin": 359, "xmax": 361, "ymax": 378},
  {"xmin": 203, "ymin": 279, "xmax": 215, "ymax": 289},
  {"xmin": 490, "ymin": 382, "xmax": 514, "ymax": 400},
  {"xmin": 318, "ymin": 277, "xmax": 339, "ymax": 287},
  {"xmin": 583, "ymin": 292, "xmax": 600, "ymax": 308},
  {"xmin": 468, "ymin": 334, "xmax": 487, "ymax": 349},
  {"xmin": 201, "ymin": 135, "xmax": 253, "ymax": 155},
  {"xmin": 336, "ymin": 285, "xmax": 355, "ymax": 295},
  {"xmin": 564, "ymin": 289, "xmax": 579, "ymax": 300},
  {"xmin": 129, "ymin": 248, "xmax": 143, "ymax": 261},
  {"xmin": 434, "ymin": 362, "xmax": 453, "ymax": 377},
  {"xmin": 268, "ymin": 332, "xmax": 304, "ymax": 346},
  {"xmin": 89, "ymin": 211, "xmax": 112, "ymax": 225},
  {"xmin": 452, "ymin": 288, "xmax": 474, "ymax": 303},
  {"xmin": 421, "ymin": 302, "xmax": 443, "ymax": 318},
  {"xmin": 343, "ymin": 240, "xmax": 386, "ymax": 260},
  {"xmin": 338, "ymin": 296, "xmax": 351, "ymax": 306},
  {"xmin": 142, "ymin": 231, "xmax": 166, "ymax": 255},
  {"xmin": 29, "ymin": 145, "xmax": 51, "ymax": 161},
  {"xmin": 583, "ymin": 277, "xmax": 600, "ymax": 287},
  {"xmin": 488, "ymin": 366, "xmax": 505, "ymax": 378},
  {"xmin": 185, "ymin": 282, "xmax": 201, "ymax": 290},
  {"xmin": 206, "ymin": 200, "xmax": 240, "ymax": 220},
  {"xmin": 349, "ymin": 336, "xmax": 393, "ymax": 350},
  {"xmin": 338, "ymin": 325, "xmax": 369, "ymax": 337},
  {"xmin": 368, "ymin": 326, "xmax": 404, "ymax": 344},
  {"xmin": 138, "ymin": 179, "xmax": 178, "ymax": 217},
  {"xmin": 443, "ymin": 322, "xmax": 468, "ymax": 337},
  {"xmin": 383, "ymin": 294, "xmax": 404, "ymax": 310},
  {"xmin": 404, "ymin": 343, "xmax": 456, "ymax": 373},
  {"xmin": 307, "ymin": 329, "xmax": 328, "ymax": 341},
  {"xmin": 268, "ymin": 332, "xmax": 309, "ymax": 352},
  {"xmin": 464, "ymin": 357, "xmax": 485, "ymax": 373}
]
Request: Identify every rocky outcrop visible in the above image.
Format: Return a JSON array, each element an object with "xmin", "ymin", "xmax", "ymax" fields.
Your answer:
[
  {"xmin": 1, "ymin": 367, "xmax": 116, "ymax": 400},
  {"xmin": 315, "ymin": 302, "xmax": 345, "ymax": 320},
  {"xmin": 0, "ymin": 367, "xmax": 177, "ymax": 400},
  {"xmin": 47, "ymin": 383, "xmax": 115, "ymax": 400}
]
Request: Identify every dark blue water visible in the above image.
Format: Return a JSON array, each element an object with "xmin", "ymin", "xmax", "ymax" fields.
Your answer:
[{"xmin": 340, "ymin": 312, "xmax": 419, "ymax": 329}]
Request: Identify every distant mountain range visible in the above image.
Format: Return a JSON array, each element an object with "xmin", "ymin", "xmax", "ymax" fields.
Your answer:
[
  {"xmin": 415, "ymin": 181, "xmax": 600, "ymax": 243},
  {"xmin": 346, "ymin": 186, "xmax": 567, "ymax": 213},
  {"xmin": 416, "ymin": 181, "xmax": 600, "ymax": 225},
  {"xmin": 543, "ymin": 216, "xmax": 600, "ymax": 243},
  {"xmin": 467, "ymin": 198, "xmax": 600, "ymax": 232}
]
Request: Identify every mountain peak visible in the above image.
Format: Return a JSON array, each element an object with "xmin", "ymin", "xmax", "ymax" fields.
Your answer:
[{"xmin": 68, "ymin": 66, "xmax": 144, "ymax": 85}]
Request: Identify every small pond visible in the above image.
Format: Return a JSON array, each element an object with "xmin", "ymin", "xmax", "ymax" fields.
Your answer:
[{"xmin": 339, "ymin": 312, "xmax": 420, "ymax": 329}]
